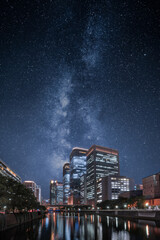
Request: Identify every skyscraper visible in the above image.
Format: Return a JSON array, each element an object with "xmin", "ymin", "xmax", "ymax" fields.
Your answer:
[
  {"xmin": 50, "ymin": 180, "xmax": 63, "ymax": 205},
  {"xmin": 86, "ymin": 145, "xmax": 119, "ymax": 207},
  {"xmin": 80, "ymin": 174, "xmax": 87, "ymax": 204},
  {"xmin": 56, "ymin": 182, "xmax": 63, "ymax": 204},
  {"xmin": 63, "ymin": 163, "xmax": 70, "ymax": 204},
  {"xmin": 36, "ymin": 185, "xmax": 42, "ymax": 204},
  {"xmin": 70, "ymin": 147, "xmax": 88, "ymax": 204},
  {"xmin": 50, "ymin": 180, "xmax": 56, "ymax": 205}
]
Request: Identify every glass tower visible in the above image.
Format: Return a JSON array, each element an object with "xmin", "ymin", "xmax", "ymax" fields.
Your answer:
[
  {"xmin": 56, "ymin": 182, "xmax": 63, "ymax": 204},
  {"xmin": 70, "ymin": 147, "xmax": 88, "ymax": 204},
  {"xmin": 50, "ymin": 180, "xmax": 56, "ymax": 205},
  {"xmin": 86, "ymin": 145, "xmax": 119, "ymax": 207},
  {"xmin": 50, "ymin": 180, "xmax": 63, "ymax": 205},
  {"xmin": 63, "ymin": 163, "xmax": 70, "ymax": 204}
]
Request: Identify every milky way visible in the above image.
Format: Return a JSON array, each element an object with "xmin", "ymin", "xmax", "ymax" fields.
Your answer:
[{"xmin": 0, "ymin": 0, "xmax": 160, "ymax": 198}]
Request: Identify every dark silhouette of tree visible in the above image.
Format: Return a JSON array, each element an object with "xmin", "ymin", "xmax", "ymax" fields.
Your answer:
[{"xmin": 0, "ymin": 174, "xmax": 39, "ymax": 212}]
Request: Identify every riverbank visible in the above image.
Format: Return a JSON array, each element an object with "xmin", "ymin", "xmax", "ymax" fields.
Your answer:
[
  {"xmin": 62, "ymin": 209, "xmax": 160, "ymax": 221},
  {"xmin": 0, "ymin": 212, "xmax": 45, "ymax": 231}
]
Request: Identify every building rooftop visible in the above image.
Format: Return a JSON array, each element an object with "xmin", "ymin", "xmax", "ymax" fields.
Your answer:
[
  {"xmin": 86, "ymin": 145, "xmax": 119, "ymax": 156},
  {"xmin": 0, "ymin": 159, "xmax": 21, "ymax": 182},
  {"xmin": 142, "ymin": 172, "xmax": 160, "ymax": 179}
]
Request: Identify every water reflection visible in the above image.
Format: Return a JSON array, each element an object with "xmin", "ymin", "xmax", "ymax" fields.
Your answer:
[{"xmin": 0, "ymin": 213, "xmax": 160, "ymax": 240}]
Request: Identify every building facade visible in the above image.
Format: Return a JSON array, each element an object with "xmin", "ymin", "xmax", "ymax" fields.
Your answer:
[
  {"xmin": 80, "ymin": 174, "xmax": 87, "ymax": 204},
  {"xmin": 36, "ymin": 185, "xmax": 42, "ymax": 204},
  {"xmin": 50, "ymin": 180, "xmax": 63, "ymax": 205},
  {"xmin": 86, "ymin": 145, "xmax": 120, "ymax": 207},
  {"xmin": 56, "ymin": 182, "xmax": 63, "ymax": 204},
  {"xmin": 70, "ymin": 147, "xmax": 88, "ymax": 204},
  {"xmin": 0, "ymin": 159, "xmax": 21, "ymax": 182},
  {"xmin": 23, "ymin": 180, "xmax": 42, "ymax": 203},
  {"xmin": 50, "ymin": 180, "xmax": 56, "ymax": 205},
  {"xmin": 63, "ymin": 163, "xmax": 70, "ymax": 204},
  {"xmin": 143, "ymin": 172, "xmax": 160, "ymax": 199},
  {"xmin": 96, "ymin": 176, "xmax": 134, "ymax": 203}
]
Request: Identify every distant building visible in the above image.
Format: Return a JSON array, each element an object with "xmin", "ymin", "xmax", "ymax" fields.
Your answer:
[
  {"xmin": 24, "ymin": 181, "xmax": 42, "ymax": 203},
  {"xmin": 56, "ymin": 182, "xmax": 63, "ymax": 204},
  {"xmin": 134, "ymin": 184, "xmax": 143, "ymax": 190},
  {"xmin": 50, "ymin": 180, "xmax": 56, "ymax": 205},
  {"xmin": 86, "ymin": 145, "xmax": 120, "ymax": 207},
  {"xmin": 0, "ymin": 159, "xmax": 21, "ymax": 182},
  {"xmin": 80, "ymin": 174, "xmax": 87, "ymax": 204},
  {"xmin": 50, "ymin": 180, "xmax": 63, "ymax": 205},
  {"xmin": 70, "ymin": 147, "xmax": 88, "ymax": 204},
  {"xmin": 36, "ymin": 185, "xmax": 42, "ymax": 204},
  {"xmin": 143, "ymin": 172, "xmax": 160, "ymax": 199},
  {"xmin": 63, "ymin": 163, "xmax": 70, "ymax": 204},
  {"xmin": 96, "ymin": 176, "xmax": 134, "ymax": 203},
  {"xmin": 42, "ymin": 199, "xmax": 50, "ymax": 206}
]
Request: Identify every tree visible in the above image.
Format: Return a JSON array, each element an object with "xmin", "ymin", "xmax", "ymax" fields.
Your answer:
[{"xmin": 0, "ymin": 174, "xmax": 40, "ymax": 212}]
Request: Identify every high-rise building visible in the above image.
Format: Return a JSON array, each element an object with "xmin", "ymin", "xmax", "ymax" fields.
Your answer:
[
  {"xmin": 56, "ymin": 182, "xmax": 63, "ymax": 204},
  {"xmin": 36, "ymin": 185, "xmax": 42, "ymax": 204},
  {"xmin": 63, "ymin": 163, "xmax": 70, "ymax": 204},
  {"xmin": 70, "ymin": 147, "xmax": 88, "ymax": 204},
  {"xmin": 50, "ymin": 180, "xmax": 63, "ymax": 205},
  {"xmin": 50, "ymin": 180, "xmax": 56, "ymax": 205},
  {"xmin": 24, "ymin": 181, "xmax": 42, "ymax": 203},
  {"xmin": 0, "ymin": 159, "xmax": 21, "ymax": 182},
  {"xmin": 86, "ymin": 145, "xmax": 119, "ymax": 207},
  {"xmin": 97, "ymin": 176, "xmax": 134, "ymax": 203},
  {"xmin": 80, "ymin": 174, "xmax": 87, "ymax": 204},
  {"xmin": 143, "ymin": 172, "xmax": 160, "ymax": 199}
]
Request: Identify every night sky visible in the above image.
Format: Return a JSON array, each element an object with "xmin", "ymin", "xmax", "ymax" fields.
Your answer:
[{"xmin": 0, "ymin": 0, "xmax": 160, "ymax": 199}]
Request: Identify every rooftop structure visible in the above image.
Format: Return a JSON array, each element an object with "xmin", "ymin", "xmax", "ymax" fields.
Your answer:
[{"xmin": 0, "ymin": 159, "xmax": 21, "ymax": 182}]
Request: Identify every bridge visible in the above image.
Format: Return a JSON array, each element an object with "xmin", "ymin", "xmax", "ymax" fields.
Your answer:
[{"xmin": 47, "ymin": 204, "xmax": 92, "ymax": 211}]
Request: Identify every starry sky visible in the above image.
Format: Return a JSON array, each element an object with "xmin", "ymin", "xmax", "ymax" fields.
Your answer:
[{"xmin": 0, "ymin": 0, "xmax": 160, "ymax": 199}]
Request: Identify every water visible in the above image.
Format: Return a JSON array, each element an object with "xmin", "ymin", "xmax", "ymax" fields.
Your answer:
[{"xmin": 1, "ymin": 213, "xmax": 160, "ymax": 240}]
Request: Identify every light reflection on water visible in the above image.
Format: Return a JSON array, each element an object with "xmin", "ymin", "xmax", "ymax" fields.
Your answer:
[{"xmin": 1, "ymin": 213, "xmax": 160, "ymax": 240}]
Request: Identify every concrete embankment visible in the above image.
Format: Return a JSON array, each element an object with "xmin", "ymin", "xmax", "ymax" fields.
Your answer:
[
  {"xmin": 96, "ymin": 210, "xmax": 160, "ymax": 221},
  {"xmin": 0, "ymin": 212, "xmax": 44, "ymax": 231},
  {"xmin": 63, "ymin": 209, "xmax": 160, "ymax": 221}
]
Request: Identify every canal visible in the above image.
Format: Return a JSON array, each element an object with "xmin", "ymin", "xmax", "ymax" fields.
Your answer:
[{"xmin": 1, "ymin": 213, "xmax": 160, "ymax": 240}]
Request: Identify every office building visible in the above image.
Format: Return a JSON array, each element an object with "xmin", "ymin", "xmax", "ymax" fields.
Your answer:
[
  {"xmin": 143, "ymin": 172, "xmax": 160, "ymax": 198},
  {"xmin": 70, "ymin": 147, "xmax": 88, "ymax": 204},
  {"xmin": 56, "ymin": 182, "xmax": 63, "ymax": 204},
  {"xmin": 0, "ymin": 159, "xmax": 21, "ymax": 182},
  {"xmin": 96, "ymin": 176, "xmax": 134, "ymax": 203},
  {"xmin": 36, "ymin": 185, "xmax": 42, "ymax": 204},
  {"xmin": 80, "ymin": 174, "xmax": 87, "ymax": 204},
  {"xmin": 50, "ymin": 180, "xmax": 56, "ymax": 205},
  {"xmin": 50, "ymin": 180, "xmax": 63, "ymax": 205},
  {"xmin": 86, "ymin": 145, "xmax": 119, "ymax": 207},
  {"xmin": 63, "ymin": 163, "xmax": 70, "ymax": 204},
  {"xmin": 24, "ymin": 181, "xmax": 41, "ymax": 203}
]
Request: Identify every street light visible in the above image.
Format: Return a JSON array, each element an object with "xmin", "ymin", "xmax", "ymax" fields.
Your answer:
[{"xmin": 145, "ymin": 202, "xmax": 149, "ymax": 208}]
